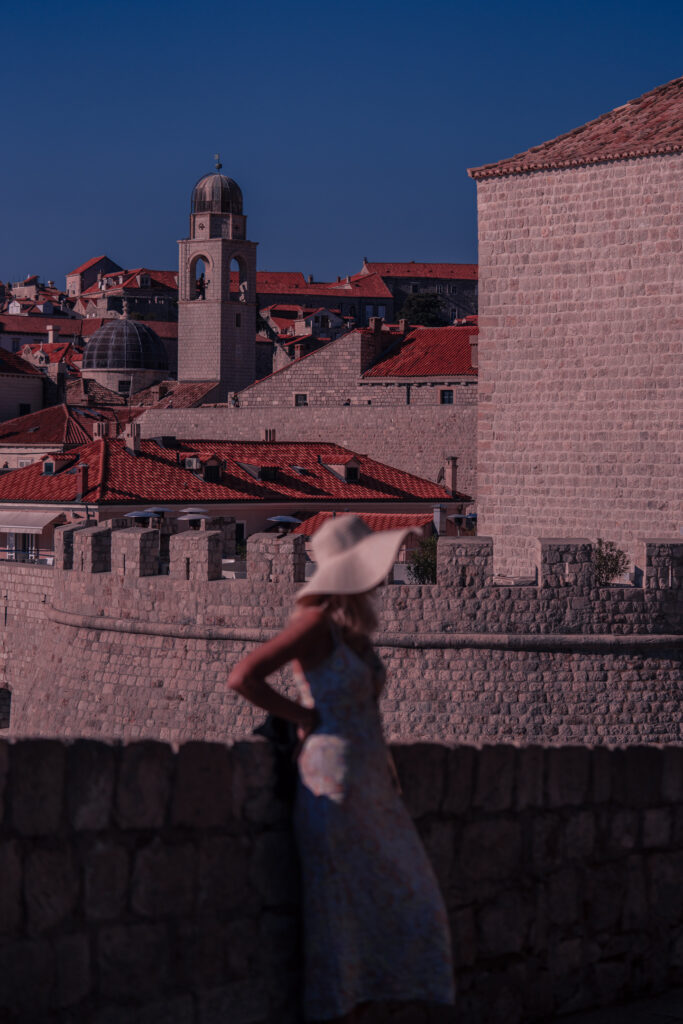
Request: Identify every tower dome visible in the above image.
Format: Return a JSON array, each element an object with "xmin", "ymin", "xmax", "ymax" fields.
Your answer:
[
  {"xmin": 191, "ymin": 172, "xmax": 243, "ymax": 215},
  {"xmin": 82, "ymin": 319, "xmax": 169, "ymax": 372}
]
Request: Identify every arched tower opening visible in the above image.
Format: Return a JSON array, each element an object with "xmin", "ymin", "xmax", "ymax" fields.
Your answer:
[{"xmin": 189, "ymin": 255, "xmax": 210, "ymax": 300}]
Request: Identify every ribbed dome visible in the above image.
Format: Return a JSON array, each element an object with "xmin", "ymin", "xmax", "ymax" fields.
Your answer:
[
  {"xmin": 82, "ymin": 319, "xmax": 169, "ymax": 372},
  {"xmin": 191, "ymin": 173, "xmax": 243, "ymax": 215}
]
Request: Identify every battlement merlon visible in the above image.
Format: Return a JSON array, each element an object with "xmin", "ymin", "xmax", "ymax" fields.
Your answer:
[{"xmin": 51, "ymin": 523, "xmax": 683, "ymax": 593}]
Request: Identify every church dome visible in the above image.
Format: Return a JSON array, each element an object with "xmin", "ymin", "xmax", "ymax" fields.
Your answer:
[
  {"xmin": 191, "ymin": 172, "xmax": 243, "ymax": 215},
  {"xmin": 82, "ymin": 319, "xmax": 169, "ymax": 372}
]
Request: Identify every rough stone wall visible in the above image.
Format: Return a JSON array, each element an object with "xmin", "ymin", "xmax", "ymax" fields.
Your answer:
[
  {"xmin": 3, "ymin": 738, "xmax": 683, "ymax": 1023},
  {"xmin": 476, "ymin": 153, "xmax": 683, "ymax": 576},
  {"xmin": 3, "ymin": 528, "xmax": 680, "ymax": 745},
  {"xmin": 139, "ymin": 399, "xmax": 478, "ymax": 497}
]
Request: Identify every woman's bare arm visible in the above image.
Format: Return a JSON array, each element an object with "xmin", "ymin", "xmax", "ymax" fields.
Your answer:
[{"xmin": 227, "ymin": 605, "xmax": 330, "ymax": 727}]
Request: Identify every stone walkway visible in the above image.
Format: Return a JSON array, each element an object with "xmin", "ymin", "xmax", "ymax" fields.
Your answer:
[{"xmin": 557, "ymin": 989, "xmax": 683, "ymax": 1023}]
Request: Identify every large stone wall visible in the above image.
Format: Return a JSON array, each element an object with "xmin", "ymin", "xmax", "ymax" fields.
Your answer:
[
  {"xmin": 2, "ymin": 525, "xmax": 680, "ymax": 745},
  {"xmin": 2, "ymin": 737, "xmax": 683, "ymax": 1023},
  {"xmin": 139, "ymin": 398, "xmax": 478, "ymax": 497},
  {"xmin": 475, "ymin": 153, "xmax": 683, "ymax": 576}
]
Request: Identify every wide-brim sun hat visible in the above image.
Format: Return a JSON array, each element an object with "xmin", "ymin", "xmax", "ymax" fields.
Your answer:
[{"xmin": 297, "ymin": 514, "xmax": 417, "ymax": 598}]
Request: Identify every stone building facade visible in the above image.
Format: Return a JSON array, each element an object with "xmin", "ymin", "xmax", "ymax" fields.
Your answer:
[{"xmin": 470, "ymin": 76, "xmax": 683, "ymax": 576}]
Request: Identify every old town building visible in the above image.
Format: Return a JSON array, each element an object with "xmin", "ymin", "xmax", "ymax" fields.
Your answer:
[{"xmin": 470, "ymin": 74, "xmax": 683, "ymax": 575}]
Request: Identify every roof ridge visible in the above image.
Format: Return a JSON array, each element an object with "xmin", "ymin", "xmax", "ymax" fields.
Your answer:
[{"xmin": 469, "ymin": 75, "xmax": 683, "ymax": 179}]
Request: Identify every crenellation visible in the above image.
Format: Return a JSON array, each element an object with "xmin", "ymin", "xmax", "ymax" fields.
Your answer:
[
  {"xmin": 73, "ymin": 525, "xmax": 113, "ymax": 574},
  {"xmin": 111, "ymin": 528, "xmax": 160, "ymax": 578},
  {"xmin": 437, "ymin": 536, "xmax": 494, "ymax": 587},
  {"xmin": 168, "ymin": 530, "xmax": 223, "ymax": 581},
  {"xmin": 645, "ymin": 540, "xmax": 683, "ymax": 591},
  {"xmin": 538, "ymin": 539, "xmax": 594, "ymax": 590}
]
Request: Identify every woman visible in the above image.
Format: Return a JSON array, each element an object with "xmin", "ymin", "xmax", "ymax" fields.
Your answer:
[{"xmin": 228, "ymin": 515, "xmax": 455, "ymax": 1022}]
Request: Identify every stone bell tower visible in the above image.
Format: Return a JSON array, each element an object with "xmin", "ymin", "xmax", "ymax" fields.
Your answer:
[{"xmin": 178, "ymin": 158, "xmax": 257, "ymax": 397}]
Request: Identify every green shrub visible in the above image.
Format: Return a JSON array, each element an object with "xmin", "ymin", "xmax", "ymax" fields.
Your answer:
[
  {"xmin": 406, "ymin": 535, "xmax": 438, "ymax": 584},
  {"xmin": 594, "ymin": 538, "xmax": 629, "ymax": 586}
]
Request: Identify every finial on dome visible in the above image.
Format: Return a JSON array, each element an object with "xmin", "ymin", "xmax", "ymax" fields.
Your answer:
[{"xmin": 214, "ymin": 152, "xmax": 222, "ymax": 171}]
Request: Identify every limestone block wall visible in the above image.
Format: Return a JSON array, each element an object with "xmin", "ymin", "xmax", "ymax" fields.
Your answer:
[
  {"xmin": 139, "ymin": 400, "xmax": 478, "ymax": 497},
  {"xmin": 2, "ymin": 738, "xmax": 683, "ymax": 1023},
  {"xmin": 2, "ymin": 526, "xmax": 680, "ymax": 745},
  {"xmin": 475, "ymin": 153, "xmax": 683, "ymax": 576}
]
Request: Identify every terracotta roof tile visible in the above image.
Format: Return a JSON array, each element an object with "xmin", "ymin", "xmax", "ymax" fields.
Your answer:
[
  {"xmin": 0, "ymin": 438, "xmax": 452, "ymax": 507},
  {"xmin": 470, "ymin": 76, "xmax": 683, "ymax": 179},
  {"xmin": 0, "ymin": 349, "xmax": 44, "ymax": 377},
  {"xmin": 294, "ymin": 510, "xmax": 434, "ymax": 536},
  {"xmin": 0, "ymin": 404, "xmax": 144, "ymax": 447},
  {"xmin": 357, "ymin": 262, "xmax": 478, "ymax": 281},
  {"xmin": 363, "ymin": 325, "xmax": 478, "ymax": 378},
  {"xmin": 67, "ymin": 255, "xmax": 119, "ymax": 276}
]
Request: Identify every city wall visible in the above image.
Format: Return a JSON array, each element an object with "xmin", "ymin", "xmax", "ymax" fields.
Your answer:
[
  {"xmin": 1, "ymin": 524, "xmax": 680, "ymax": 745},
  {"xmin": 139, "ymin": 399, "xmax": 478, "ymax": 498},
  {"xmin": 2, "ymin": 737, "xmax": 683, "ymax": 1023},
  {"xmin": 475, "ymin": 153, "xmax": 683, "ymax": 576}
]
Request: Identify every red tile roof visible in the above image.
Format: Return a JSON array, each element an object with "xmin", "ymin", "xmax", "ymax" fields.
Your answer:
[
  {"xmin": 236, "ymin": 272, "xmax": 393, "ymax": 299},
  {"xmin": 362, "ymin": 325, "xmax": 478, "ymax": 378},
  {"xmin": 132, "ymin": 380, "xmax": 219, "ymax": 409},
  {"xmin": 470, "ymin": 76, "xmax": 683, "ymax": 180},
  {"xmin": 0, "ymin": 438, "xmax": 452, "ymax": 506},
  {"xmin": 81, "ymin": 268, "xmax": 178, "ymax": 296},
  {"xmin": 294, "ymin": 510, "xmax": 434, "ymax": 536},
  {"xmin": 67, "ymin": 255, "xmax": 118, "ymax": 276},
  {"xmin": 0, "ymin": 349, "xmax": 44, "ymax": 377},
  {"xmin": 0, "ymin": 405, "xmax": 143, "ymax": 448},
  {"xmin": 0, "ymin": 314, "xmax": 85, "ymax": 338},
  {"xmin": 357, "ymin": 262, "xmax": 478, "ymax": 281},
  {"xmin": 24, "ymin": 342, "xmax": 83, "ymax": 368},
  {"xmin": 65, "ymin": 377, "xmax": 128, "ymax": 406}
]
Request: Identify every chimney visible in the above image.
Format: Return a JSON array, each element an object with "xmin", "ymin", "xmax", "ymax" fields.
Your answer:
[
  {"xmin": 470, "ymin": 334, "xmax": 478, "ymax": 369},
  {"xmin": 399, "ymin": 318, "xmax": 407, "ymax": 334},
  {"xmin": 362, "ymin": 256, "xmax": 368, "ymax": 266},
  {"xmin": 444, "ymin": 456, "xmax": 458, "ymax": 495},
  {"xmin": 307, "ymin": 274, "xmax": 314, "ymax": 284},
  {"xmin": 76, "ymin": 463, "xmax": 89, "ymax": 501},
  {"xmin": 262, "ymin": 428, "xmax": 276, "ymax": 442},
  {"xmin": 432, "ymin": 505, "xmax": 447, "ymax": 536},
  {"xmin": 368, "ymin": 317, "xmax": 383, "ymax": 334},
  {"xmin": 124, "ymin": 421, "xmax": 140, "ymax": 454},
  {"xmin": 93, "ymin": 420, "xmax": 110, "ymax": 440},
  {"xmin": 47, "ymin": 280, "xmax": 54, "ymax": 288},
  {"xmin": 46, "ymin": 324, "xmax": 56, "ymax": 345}
]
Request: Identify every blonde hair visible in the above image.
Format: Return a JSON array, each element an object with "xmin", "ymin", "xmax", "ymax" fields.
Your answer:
[{"xmin": 298, "ymin": 591, "xmax": 378, "ymax": 637}]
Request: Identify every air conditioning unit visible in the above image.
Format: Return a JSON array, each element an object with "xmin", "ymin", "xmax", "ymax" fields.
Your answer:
[{"xmin": 185, "ymin": 456, "xmax": 201, "ymax": 472}]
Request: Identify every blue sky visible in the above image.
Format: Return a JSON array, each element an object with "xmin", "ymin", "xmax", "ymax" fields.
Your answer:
[{"xmin": 2, "ymin": 0, "xmax": 681, "ymax": 286}]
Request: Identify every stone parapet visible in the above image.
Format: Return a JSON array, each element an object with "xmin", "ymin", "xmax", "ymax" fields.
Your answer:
[
  {"xmin": 111, "ymin": 527, "xmax": 160, "ymax": 578},
  {"xmin": 437, "ymin": 536, "xmax": 494, "ymax": 587},
  {"xmin": 247, "ymin": 533, "xmax": 307, "ymax": 584},
  {"xmin": 1, "ymin": 738, "xmax": 683, "ymax": 1022},
  {"xmin": 169, "ymin": 531, "xmax": 223, "ymax": 581}
]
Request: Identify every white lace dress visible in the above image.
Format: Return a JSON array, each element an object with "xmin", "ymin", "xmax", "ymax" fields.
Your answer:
[{"xmin": 294, "ymin": 629, "xmax": 455, "ymax": 1020}]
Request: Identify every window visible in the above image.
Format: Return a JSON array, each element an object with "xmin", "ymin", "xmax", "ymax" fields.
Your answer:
[
  {"xmin": 377, "ymin": 306, "xmax": 386, "ymax": 318},
  {"xmin": 18, "ymin": 404, "xmax": 30, "ymax": 417},
  {"xmin": 235, "ymin": 313, "xmax": 241, "ymax": 327},
  {"xmin": 440, "ymin": 389, "xmax": 454, "ymax": 405},
  {"xmin": 345, "ymin": 466, "xmax": 360, "ymax": 483},
  {"xmin": 43, "ymin": 462, "xmax": 55, "ymax": 476},
  {"xmin": 12, "ymin": 340, "xmax": 21, "ymax": 353},
  {"xmin": 118, "ymin": 380, "xmax": 131, "ymax": 395},
  {"xmin": 366, "ymin": 305, "xmax": 374, "ymax": 318},
  {"xmin": 204, "ymin": 464, "xmax": 221, "ymax": 483},
  {"xmin": 294, "ymin": 394, "xmax": 308, "ymax": 407},
  {"xmin": 259, "ymin": 466, "xmax": 278, "ymax": 482}
]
